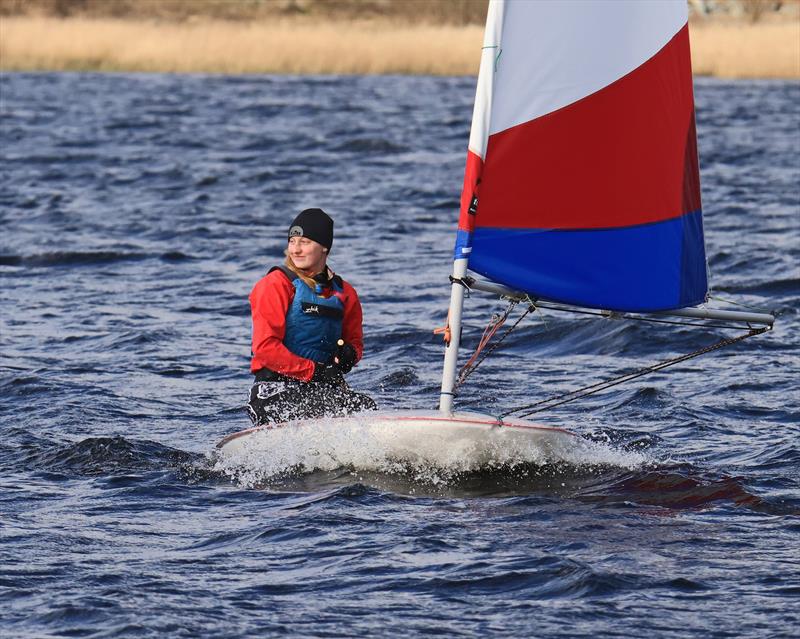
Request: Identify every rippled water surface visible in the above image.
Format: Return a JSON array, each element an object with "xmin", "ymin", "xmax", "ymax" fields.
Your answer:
[{"xmin": 1, "ymin": 73, "xmax": 799, "ymax": 638}]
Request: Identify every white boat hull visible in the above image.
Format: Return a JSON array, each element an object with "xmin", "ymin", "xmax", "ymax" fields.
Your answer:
[{"xmin": 214, "ymin": 411, "xmax": 585, "ymax": 483}]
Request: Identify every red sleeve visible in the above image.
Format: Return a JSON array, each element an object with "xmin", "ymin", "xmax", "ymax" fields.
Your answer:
[
  {"xmin": 249, "ymin": 271, "xmax": 315, "ymax": 382},
  {"xmin": 339, "ymin": 280, "xmax": 364, "ymax": 364}
]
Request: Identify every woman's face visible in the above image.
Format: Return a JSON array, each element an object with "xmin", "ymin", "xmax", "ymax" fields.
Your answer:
[{"xmin": 288, "ymin": 236, "xmax": 327, "ymax": 274}]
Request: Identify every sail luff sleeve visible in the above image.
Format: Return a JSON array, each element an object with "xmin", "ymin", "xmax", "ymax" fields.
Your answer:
[{"xmin": 454, "ymin": 0, "xmax": 505, "ymax": 261}]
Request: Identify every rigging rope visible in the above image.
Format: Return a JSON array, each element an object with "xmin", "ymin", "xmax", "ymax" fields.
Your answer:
[
  {"xmin": 455, "ymin": 300, "xmax": 528, "ymax": 390},
  {"xmin": 708, "ymin": 294, "xmax": 776, "ymax": 315},
  {"xmin": 499, "ymin": 325, "xmax": 770, "ymax": 420},
  {"xmin": 446, "ymin": 284, "xmax": 772, "ymax": 416},
  {"xmin": 531, "ymin": 301, "xmax": 756, "ymax": 330}
]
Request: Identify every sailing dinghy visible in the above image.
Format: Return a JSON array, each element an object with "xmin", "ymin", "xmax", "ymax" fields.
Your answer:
[{"xmin": 216, "ymin": 0, "xmax": 773, "ymax": 472}]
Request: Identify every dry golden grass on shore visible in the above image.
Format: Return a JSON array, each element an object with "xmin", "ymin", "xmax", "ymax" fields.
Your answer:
[
  {"xmin": 0, "ymin": 17, "xmax": 484, "ymax": 75},
  {"xmin": 690, "ymin": 20, "xmax": 800, "ymax": 78},
  {"xmin": 0, "ymin": 16, "xmax": 798, "ymax": 78}
]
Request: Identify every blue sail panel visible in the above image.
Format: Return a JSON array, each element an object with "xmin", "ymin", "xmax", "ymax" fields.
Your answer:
[{"xmin": 469, "ymin": 211, "xmax": 707, "ymax": 313}]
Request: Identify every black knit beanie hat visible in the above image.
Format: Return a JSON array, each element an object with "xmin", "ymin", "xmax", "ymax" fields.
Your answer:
[{"xmin": 288, "ymin": 208, "xmax": 334, "ymax": 251}]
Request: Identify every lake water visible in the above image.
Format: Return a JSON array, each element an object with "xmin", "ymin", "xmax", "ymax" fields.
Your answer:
[{"xmin": 1, "ymin": 72, "xmax": 799, "ymax": 637}]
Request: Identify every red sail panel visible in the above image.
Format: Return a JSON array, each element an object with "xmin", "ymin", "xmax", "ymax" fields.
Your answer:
[{"xmin": 475, "ymin": 25, "xmax": 701, "ymax": 231}]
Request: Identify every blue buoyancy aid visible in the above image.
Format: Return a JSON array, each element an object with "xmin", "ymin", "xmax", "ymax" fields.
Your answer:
[{"xmin": 273, "ymin": 266, "xmax": 344, "ymax": 363}]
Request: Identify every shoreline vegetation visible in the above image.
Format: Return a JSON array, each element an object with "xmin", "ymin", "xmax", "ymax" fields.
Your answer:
[{"xmin": 0, "ymin": 1, "xmax": 798, "ymax": 78}]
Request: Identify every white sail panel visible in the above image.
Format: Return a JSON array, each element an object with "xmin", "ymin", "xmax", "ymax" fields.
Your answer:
[{"xmin": 489, "ymin": 0, "xmax": 688, "ymax": 136}]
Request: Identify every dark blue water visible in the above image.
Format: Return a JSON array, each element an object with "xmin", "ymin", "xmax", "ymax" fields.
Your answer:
[{"xmin": 1, "ymin": 72, "xmax": 799, "ymax": 638}]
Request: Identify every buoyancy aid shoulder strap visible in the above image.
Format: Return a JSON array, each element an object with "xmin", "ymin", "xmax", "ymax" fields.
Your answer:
[
  {"xmin": 268, "ymin": 265, "xmax": 298, "ymax": 282},
  {"xmin": 332, "ymin": 274, "xmax": 343, "ymax": 289}
]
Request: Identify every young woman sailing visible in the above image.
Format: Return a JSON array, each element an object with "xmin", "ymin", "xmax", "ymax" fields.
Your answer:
[{"xmin": 246, "ymin": 208, "xmax": 377, "ymax": 426}]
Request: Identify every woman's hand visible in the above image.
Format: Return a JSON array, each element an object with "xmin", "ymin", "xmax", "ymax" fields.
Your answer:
[{"xmin": 334, "ymin": 342, "xmax": 358, "ymax": 374}]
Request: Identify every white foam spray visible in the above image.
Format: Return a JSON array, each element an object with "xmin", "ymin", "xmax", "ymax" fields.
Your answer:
[{"xmin": 212, "ymin": 412, "xmax": 652, "ymax": 489}]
